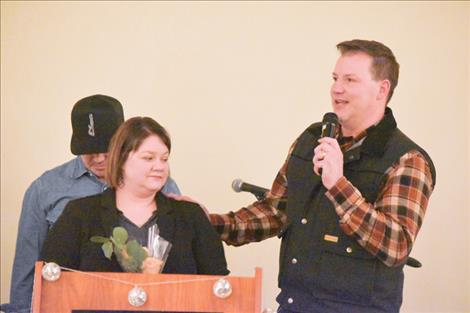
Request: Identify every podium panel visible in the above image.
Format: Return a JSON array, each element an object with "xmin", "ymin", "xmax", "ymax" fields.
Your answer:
[{"xmin": 32, "ymin": 262, "xmax": 262, "ymax": 313}]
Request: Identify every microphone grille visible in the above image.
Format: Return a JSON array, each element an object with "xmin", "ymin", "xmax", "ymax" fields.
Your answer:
[
  {"xmin": 231, "ymin": 179, "xmax": 243, "ymax": 192},
  {"xmin": 322, "ymin": 112, "xmax": 338, "ymax": 124}
]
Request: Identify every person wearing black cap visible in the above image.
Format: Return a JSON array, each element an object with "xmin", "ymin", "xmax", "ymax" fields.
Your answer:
[{"xmin": 4, "ymin": 95, "xmax": 181, "ymax": 313}]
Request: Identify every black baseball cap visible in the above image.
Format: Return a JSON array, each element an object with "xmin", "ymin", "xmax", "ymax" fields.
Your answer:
[{"xmin": 70, "ymin": 94, "xmax": 124, "ymax": 155}]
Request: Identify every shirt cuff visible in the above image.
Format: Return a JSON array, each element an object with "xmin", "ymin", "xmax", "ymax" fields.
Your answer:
[
  {"xmin": 325, "ymin": 176, "xmax": 363, "ymax": 218},
  {"xmin": 209, "ymin": 213, "xmax": 226, "ymax": 226}
]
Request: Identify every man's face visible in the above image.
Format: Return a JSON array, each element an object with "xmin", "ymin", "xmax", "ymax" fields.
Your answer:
[
  {"xmin": 81, "ymin": 153, "xmax": 108, "ymax": 180},
  {"xmin": 330, "ymin": 52, "xmax": 386, "ymax": 135}
]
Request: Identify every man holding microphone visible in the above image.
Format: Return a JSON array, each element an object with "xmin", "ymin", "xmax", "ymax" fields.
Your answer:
[{"xmin": 210, "ymin": 39, "xmax": 436, "ymax": 313}]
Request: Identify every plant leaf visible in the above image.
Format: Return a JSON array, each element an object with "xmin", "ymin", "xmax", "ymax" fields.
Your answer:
[
  {"xmin": 102, "ymin": 241, "xmax": 113, "ymax": 260},
  {"xmin": 128, "ymin": 240, "xmax": 148, "ymax": 260},
  {"xmin": 90, "ymin": 236, "xmax": 110, "ymax": 244},
  {"xmin": 127, "ymin": 240, "xmax": 148, "ymax": 270},
  {"xmin": 112, "ymin": 227, "xmax": 128, "ymax": 244}
]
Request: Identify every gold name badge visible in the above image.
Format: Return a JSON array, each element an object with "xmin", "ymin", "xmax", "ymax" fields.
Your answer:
[{"xmin": 324, "ymin": 234, "xmax": 339, "ymax": 243}]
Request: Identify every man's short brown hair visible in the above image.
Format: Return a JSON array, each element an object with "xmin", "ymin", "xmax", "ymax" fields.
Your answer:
[
  {"xmin": 337, "ymin": 39, "xmax": 400, "ymax": 104},
  {"xmin": 105, "ymin": 116, "xmax": 171, "ymax": 188}
]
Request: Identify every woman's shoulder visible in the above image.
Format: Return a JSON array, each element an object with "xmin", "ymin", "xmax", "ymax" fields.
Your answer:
[
  {"xmin": 67, "ymin": 192, "xmax": 102, "ymax": 206},
  {"xmin": 169, "ymin": 198, "xmax": 202, "ymax": 213},
  {"xmin": 64, "ymin": 192, "xmax": 107, "ymax": 216},
  {"xmin": 163, "ymin": 195, "xmax": 207, "ymax": 219}
]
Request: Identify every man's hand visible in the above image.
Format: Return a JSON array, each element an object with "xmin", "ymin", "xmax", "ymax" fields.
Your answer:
[
  {"xmin": 313, "ymin": 137, "xmax": 343, "ymax": 189},
  {"xmin": 164, "ymin": 193, "xmax": 210, "ymax": 219}
]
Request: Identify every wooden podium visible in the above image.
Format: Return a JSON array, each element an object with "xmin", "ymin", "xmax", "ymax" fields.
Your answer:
[{"xmin": 32, "ymin": 262, "xmax": 262, "ymax": 313}]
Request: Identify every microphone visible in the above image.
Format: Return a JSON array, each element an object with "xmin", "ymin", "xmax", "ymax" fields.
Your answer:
[
  {"xmin": 232, "ymin": 179, "xmax": 269, "ymax": 201},
  {"xmin": 406, "ymin": 256, "xmax": 422, "ymax": 268},
  {"xmin": 318, "ymin": 112, "xmax": 339, "ymax": 176},
  {"xmin": 321, "ymin": 112, "xmax": 339, "ymax": 138}
]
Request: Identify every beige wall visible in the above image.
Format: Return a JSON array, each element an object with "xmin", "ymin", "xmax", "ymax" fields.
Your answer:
[{"xmin": 1, "ymin": 2, "xmax": 469, "ymax": 312}]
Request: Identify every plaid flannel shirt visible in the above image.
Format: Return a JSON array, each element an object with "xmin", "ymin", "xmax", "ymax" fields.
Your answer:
[{"xmin": 210, "ymin": 135, "xmax": 434, "ymax": 267}]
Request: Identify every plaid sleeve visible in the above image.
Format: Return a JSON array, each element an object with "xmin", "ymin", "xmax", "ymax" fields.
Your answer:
[
  {"xmin": 209, "ymin": 141, "xmax": 296, "ymax": 246},
  {"xmin": 325, "ymin": 150, "xmax": 434, "ymax": 267}
]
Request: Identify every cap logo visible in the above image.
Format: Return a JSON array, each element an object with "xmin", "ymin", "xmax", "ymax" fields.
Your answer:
[{"xmin": 88, "ymin": 113, "xmax": 95, "ymax": 137}]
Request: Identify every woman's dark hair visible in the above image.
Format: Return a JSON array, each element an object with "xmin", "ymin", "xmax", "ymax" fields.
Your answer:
[{"xmin": 105, "ymin": 116, "xmax": 171, "ymax": 188}]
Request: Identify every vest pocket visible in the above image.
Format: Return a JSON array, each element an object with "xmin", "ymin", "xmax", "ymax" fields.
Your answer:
[{"xmin": 315, "ymin": 247, "xmax": 376, "ymax": 305}]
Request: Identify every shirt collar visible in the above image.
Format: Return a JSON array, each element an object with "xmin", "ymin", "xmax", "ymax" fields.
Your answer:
[
  {"xmin": 338, "ymin": 129, "xmax": 367, "ymax": 151},
  {"xmin": 70, "ymin": 156, "xmax": 108, "ymax": 183},
  {"xmin": 69, "ymin": 156, "xmax": 91, "ymax": 179}
]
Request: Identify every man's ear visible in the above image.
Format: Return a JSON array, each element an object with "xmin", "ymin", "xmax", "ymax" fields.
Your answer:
[{"xmin": 377, "ymin": 79, "xmax": 391, "ymax": 102}]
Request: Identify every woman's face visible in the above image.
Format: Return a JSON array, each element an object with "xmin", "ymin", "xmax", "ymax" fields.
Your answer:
[{"xmin": 122, "ymin": 134, "xmax": 169, "ymax": 194}]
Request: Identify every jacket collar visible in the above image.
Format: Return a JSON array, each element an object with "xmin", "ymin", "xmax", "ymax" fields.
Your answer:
[
  {"xmin": 99, "ymin": 188, "xmax": 175, "ymax": 242},
  {"xmin": 99, "ymin": 188, "xmax": 119, "ymax": 234},
  {"xmin": 100, "ymin": 188, "xmax": 174, "ymax": 214},
  {"xmin": 101, "ymin": 188, "xmax": 117, "ymax": 210}
]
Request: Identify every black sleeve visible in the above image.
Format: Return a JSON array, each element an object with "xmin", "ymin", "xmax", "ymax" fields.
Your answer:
[
  {"xmin": 190, "ymin": 204, "xmax": 230, "ymax": 275},
  {"xmin": 39, "ymin": 201, "xmax": 83, "ymax": 269}
]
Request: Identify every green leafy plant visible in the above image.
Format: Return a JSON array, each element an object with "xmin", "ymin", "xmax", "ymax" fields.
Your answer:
[{"xmin": 90, "ymin": 227, "xmax": 148, "ymax": 272}]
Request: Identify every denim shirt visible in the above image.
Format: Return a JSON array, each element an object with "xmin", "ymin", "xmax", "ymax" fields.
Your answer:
[{"xmin": 7, "ymin": 157, "xmax": 180, "ymax": 312}]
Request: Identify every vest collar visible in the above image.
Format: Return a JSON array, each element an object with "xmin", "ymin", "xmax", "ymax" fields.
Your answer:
[
  {"xmin": 360, "ymin": 107, "xmax": 397, "ymax": 157},
  {"xmin": 310, "ymin": 108, "xmax": 398, "ymax": 157}
]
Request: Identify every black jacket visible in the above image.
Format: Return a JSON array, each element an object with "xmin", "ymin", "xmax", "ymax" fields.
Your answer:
[{"xmin": 40, "ymin": 189, "xmax": 229, "ymax": 276}]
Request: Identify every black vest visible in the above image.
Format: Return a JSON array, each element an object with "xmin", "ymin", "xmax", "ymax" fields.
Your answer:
[{"xmin": 277, "ymin": 109, "xmax": 436, "ymax": 313}]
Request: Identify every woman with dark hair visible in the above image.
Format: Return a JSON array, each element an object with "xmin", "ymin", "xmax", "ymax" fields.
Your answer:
[{"xmin": 40, "ymin": 117, "xmax": 229, "ymax": 276}]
